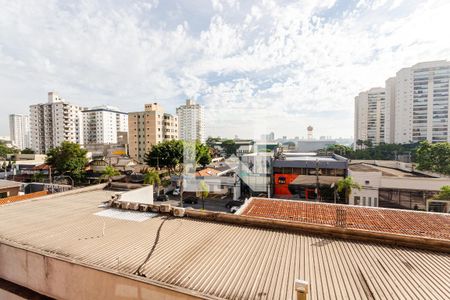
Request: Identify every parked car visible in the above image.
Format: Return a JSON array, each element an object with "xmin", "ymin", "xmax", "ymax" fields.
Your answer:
[
  {"xmin": 225, "ymin": 200, "xmax": 243, "ymax": 209},
  {"xmin": 184, "ymin": 196, "xmax": 199, "ymax": 204},
  {"xmin": 156, "ymin": 194, "xmax": 169, "ymax": 202},
  {"xmin": 172, "ymin": 187, "xmax": 180, "ymax": 196},
  {"xmin": 230, "ymin": 206, "xmax": 240, "ymax": 213}
]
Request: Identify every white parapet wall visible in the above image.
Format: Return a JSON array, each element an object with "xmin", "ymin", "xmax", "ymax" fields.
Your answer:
[{"xmin": 118, "ymin": 185, "xmax": 153, "ymax": 205}]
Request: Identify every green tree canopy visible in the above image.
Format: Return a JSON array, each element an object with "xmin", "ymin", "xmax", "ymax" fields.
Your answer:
[
  {"xmin": 196, "ymin": 142, "xmax": 212, "ymax": 167},
  {"xmin": 143, "ymin": 169, "xmax": 161, "ymax": 186},
  {"xmin": 416, "ymin": 141, "xmax": 450, "ymax": 175},
  {"xmin": 46, "ymin": 142, "xmax": 88, "ymax": 180},
  {"xmin": 433, "ymin": 185, "xmax": 450, "ymax": 200},
  {"xmin": 337, "ymin": 176, "xmax": 361, "ymax": 201},
  {"xmin": 21, "ymin": 148, "xmax": 35, "ymax": 154},
  {"xmin": 0, "ymin": 141, "xmax": 17, "ymax": 159},
  {"xmin": 222, "ymin": 139, "xmax": 239, "ymax": 157},
  {"xmin": 100, "ymin": 166, "xmax": 120, "ymax": 183},
  {"xmin": 144, "ymin": 140, "xmax": 212, "ymax": 174}
]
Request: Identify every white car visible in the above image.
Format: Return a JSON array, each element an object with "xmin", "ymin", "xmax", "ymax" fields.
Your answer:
[{"xmin": 172, "ymin": 188, "xmax": 180, "ymax": 196}]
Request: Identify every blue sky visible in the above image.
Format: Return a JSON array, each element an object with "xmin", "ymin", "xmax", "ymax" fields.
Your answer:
[{"xmin": 1, "ymin": 0, "xmax": 449, "ymax": 139}]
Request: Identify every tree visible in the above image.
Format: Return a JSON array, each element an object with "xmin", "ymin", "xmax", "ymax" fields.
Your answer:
[
  {"xmin": 433, "ymin": 185, "xmax": 450, "ymax": 200},
  {"xmin": 327, "ymin": 144, "xmax": 353, "ymax": 156},
  {"xmin": 337, "ymin": 176, "xmax": 361, "ymax": 203},
  {"xmin": 206, "ymin": 136, "xmax": 221, "ymax": 148},
  {"xmin": 356, "ymin": 139, "xmax": 364, "ymax": 150},
  {"xmin": 100, "ymin": 166, "xmax": 120, "ymax": 183},
  {"xmin": 21, "ymin": 148, "xmax": 35, "ymax": 154},
  {"xmin": 145, "ymin": 140, "xmax": 184, "ymax": 174},
  {"xmin": 222, "ymin": 139, "xmax": 239, "ymax": 157},
  {"xmin": 143, "ymin": 169, "xmax": 161, "ymax": 195},
  {"xmin": 46, "ymin": 142, "xmax": 88, "ymax": 181},
  {"xmin": 363, "ymin": 140, "xmax": 373, "ymax": 148},
  {"xmin": 0, "ymin": 142, "xmax": 17, "ymax": 159},
  {"xmin": 416, "ymin": 141, "xmax": 450, "ymax": 175},
  {"xmin": 145, "ymin": 140, "xmax": 212, "ymax": 174},
  {"xmin": 196, "ymin": 142, "xmax": 212, "ymax": 167},
  {"xmin": 197, "ymin": 180, "xmax": 209, "ymax": 210}
]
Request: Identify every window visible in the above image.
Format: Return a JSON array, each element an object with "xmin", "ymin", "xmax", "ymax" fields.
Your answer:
[{"xmin": 354, "ymin": 196, "xmax": 360, "ymax": 205}]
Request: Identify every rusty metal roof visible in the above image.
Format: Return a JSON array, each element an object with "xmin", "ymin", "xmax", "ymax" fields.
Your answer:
[
  {"xmin": 0, "ymin": 190, "xmax": 449, "ymax": 300},
  {"xmin": 240, "ymin": 198, "xmax": 450, "ymax": 240}
]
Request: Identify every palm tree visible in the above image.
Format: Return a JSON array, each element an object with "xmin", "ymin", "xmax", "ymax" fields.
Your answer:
[
  {"xmin": 197, "ymin": 180, "xmax": 209, "ymax": 210},
  {"xmin": 337, "ymin": 176, "xmax": 361, "ymax": 203},
  {"xmin": 101, "ymin": 166, "xmax": 120, "ymax": 184},
  {"xmin": 143, "ymin": 169, "xmax": 161, "ymax": 196}
]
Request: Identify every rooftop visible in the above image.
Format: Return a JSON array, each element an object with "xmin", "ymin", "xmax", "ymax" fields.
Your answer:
[
  {"xmin": 240, "ymin": 198, "xmax": 450, "ymax": 240},
  {"xmin": 0, "ymin": 188, "xmax": 449, "ymax": 300},
  {"xmin": 0, "ymin": 180, "xmax": 22, "ymax": 189}
]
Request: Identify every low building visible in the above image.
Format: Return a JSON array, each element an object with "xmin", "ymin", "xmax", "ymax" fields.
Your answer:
[
  {"xmin": 0, "ymin": 180, "xmax": 22, "ymax": 198},
  {"xmin": 349, "ymin": 162, "xmax": 450, "ymax": 212},
  {"xmin": 0, "ymin": 187, "xmax": 448, "ymax": 300},
  {"xmin": 273, "ymin": 153, "xmax": 348, "ymax": 201}
]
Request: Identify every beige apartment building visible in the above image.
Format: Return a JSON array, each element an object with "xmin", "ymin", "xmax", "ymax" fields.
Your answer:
[{"xmin": 128, "ymin": 103, "xmax": 178, "ymax": 162}]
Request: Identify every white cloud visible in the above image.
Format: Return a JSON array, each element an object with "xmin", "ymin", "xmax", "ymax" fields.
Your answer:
[{"xmin": 0, "ymin": 0, "xmax": 449, "ymax": 140}]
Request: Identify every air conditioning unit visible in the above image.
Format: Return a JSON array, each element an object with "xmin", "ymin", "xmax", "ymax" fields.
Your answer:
[
  {"xmin": 173, "ymin": 207, "xmax": 185, "ymax": 217},
  {"xmin": 160, "ymin": 204, "xmax": 171, "ymax": 213}
]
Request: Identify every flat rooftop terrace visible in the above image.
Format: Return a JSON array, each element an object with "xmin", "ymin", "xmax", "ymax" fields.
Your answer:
[
  {"xmin": 240, "ymin": 198, "xmax": 450, "ymax": 240},
  {"xmin": 0, "ymin": 188, "xmax": 449, "ymax": 300}
]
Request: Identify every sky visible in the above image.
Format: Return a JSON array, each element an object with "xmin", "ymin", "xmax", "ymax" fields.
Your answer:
[{"xmin": 1, "ymin": 0, "xmax": 449, "ymax": 140}]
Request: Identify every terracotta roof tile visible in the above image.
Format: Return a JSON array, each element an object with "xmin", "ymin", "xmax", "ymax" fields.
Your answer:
[{"xmin": 241, "ymin": 198, "xmax": 450, "ymax": 240}]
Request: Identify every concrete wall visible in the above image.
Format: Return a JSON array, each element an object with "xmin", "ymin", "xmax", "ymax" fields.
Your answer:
[
  {"xmin": 348, "ymin": 171, "xmax": 381, "ymax": 206},
  {"xmin": 0, "ymin": 243, "xmax": 203, "ymax": 300},
  {"xmin": 119, "ymin": 185, "xmax": 153, "ymax": 204}
]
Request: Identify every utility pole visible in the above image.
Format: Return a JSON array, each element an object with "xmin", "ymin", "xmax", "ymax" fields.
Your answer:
[{"xmin": 315, "ymin": 159, "xmax": 320, "ymax": 202}]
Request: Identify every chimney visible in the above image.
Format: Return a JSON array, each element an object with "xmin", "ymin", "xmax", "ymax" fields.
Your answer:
[{"xmin": 295, "ymin": 279, "xmax": 309, "ymax": 300}]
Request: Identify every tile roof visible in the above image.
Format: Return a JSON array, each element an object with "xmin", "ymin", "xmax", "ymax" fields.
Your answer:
[
  {"xmin": 240, "ymin": 198, "xmax": 450, "ymax": 240},
  {"xmin": 0, "ymin": 189, "xmax": 449, "ymax": 299}
]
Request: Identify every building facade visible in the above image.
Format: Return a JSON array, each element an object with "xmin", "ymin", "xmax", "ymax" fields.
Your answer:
[
  {"xmin": 128, "ymin": 103, "xmax": 178, "ymax": 162},
  {"xmin": 354, "ymin": 87, "xmax": 386, "ymax": 147},
  {"xmin": 82, "ymin": 106, "xmax": 128, "ymax": 145},
  {"xmin": 176, "ymin": 99, "xmax": 205, "ymax": 142},
  {"xmin": 9, "ymin": 114, "xmax": 30, "ymax": 150},
  {"xmin": 30, "ymin": 92, "xmax": 84, "ymax": 154},
  {"xmin": 355, "ymin": 60, "xmax": 450, "ymax": 145}
]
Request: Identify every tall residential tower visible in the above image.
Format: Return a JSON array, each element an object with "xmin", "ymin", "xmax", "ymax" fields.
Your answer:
[
  {"xmin": 128, "ymin": 103, "xmax": 178, "ymax": 162},
  {"xmin": 30, "ymin": 92, "xmax": 84, "ymax": 154},
  {"xmin": 82, "ymin": 105, "xmax": 128, "ymax": 145},
  {"xmin": 354, "ymin": 60, "xmax": 450, "ymax": 146},
  {"xmin": 9, "ymin": 114, "xmax": 30, "ymax": 150},
  {"xmin": 176, "ymin": 99, "xmax": 205, "ymax": 142}
]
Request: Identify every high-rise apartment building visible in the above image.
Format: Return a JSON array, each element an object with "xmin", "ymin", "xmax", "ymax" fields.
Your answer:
[
  {"xmin": 9, "ymin": 114, "xmax": 30, "ymax": 150},
  {"xmin": 355, "ymin": 60, "xmax": 450, "ymax": 145},
  {"xmin": 82, "ymin": 106, "xmax": 128, "ymax": 145},
  {"xmin": 30, "ymin": 92, "xmax": 84, "ymax": 154},
  {"xmin": 393, "ymin": 61, "xmax": 450, "ymax": 143},
  {"xmin": 128, "ymin": 103, "xmax": 178, "ymax": 162},
  {"xmin": 354, "ymin": 87, "xmax": 386, "ymax": 147},
  {"xmin": 176, "ymin": 99, "xmax": 205, "ymax": 142}
]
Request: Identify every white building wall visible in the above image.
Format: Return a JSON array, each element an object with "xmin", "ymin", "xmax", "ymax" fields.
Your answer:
[
  {"xmin": 9, "ymin": 114, "xmax": 30, "ymax": 150},
  {"xmin": 176, "ymin": 99, "xmax": 205, "ymax": 143},
  {"xmin": 82, "ymin": 106, "xmax": 127, "ymax": 145},
  {"xmin": 29, "ymin": 92, "xmax": 83, "ymax": 154}
]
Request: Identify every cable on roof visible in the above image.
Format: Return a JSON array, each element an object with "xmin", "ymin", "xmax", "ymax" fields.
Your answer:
[{"xmin": 133, "ymin": 216, "xmax": 171, "ymax": 277}]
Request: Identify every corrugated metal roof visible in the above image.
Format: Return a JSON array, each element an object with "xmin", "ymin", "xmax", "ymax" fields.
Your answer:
[
  {"xmin": 241, "ymin": 198, "xmax": 450, "ymax": 240},
  {"xmin": 0, "ymin": 190, "xmax": 449, "ymax": 300}
]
